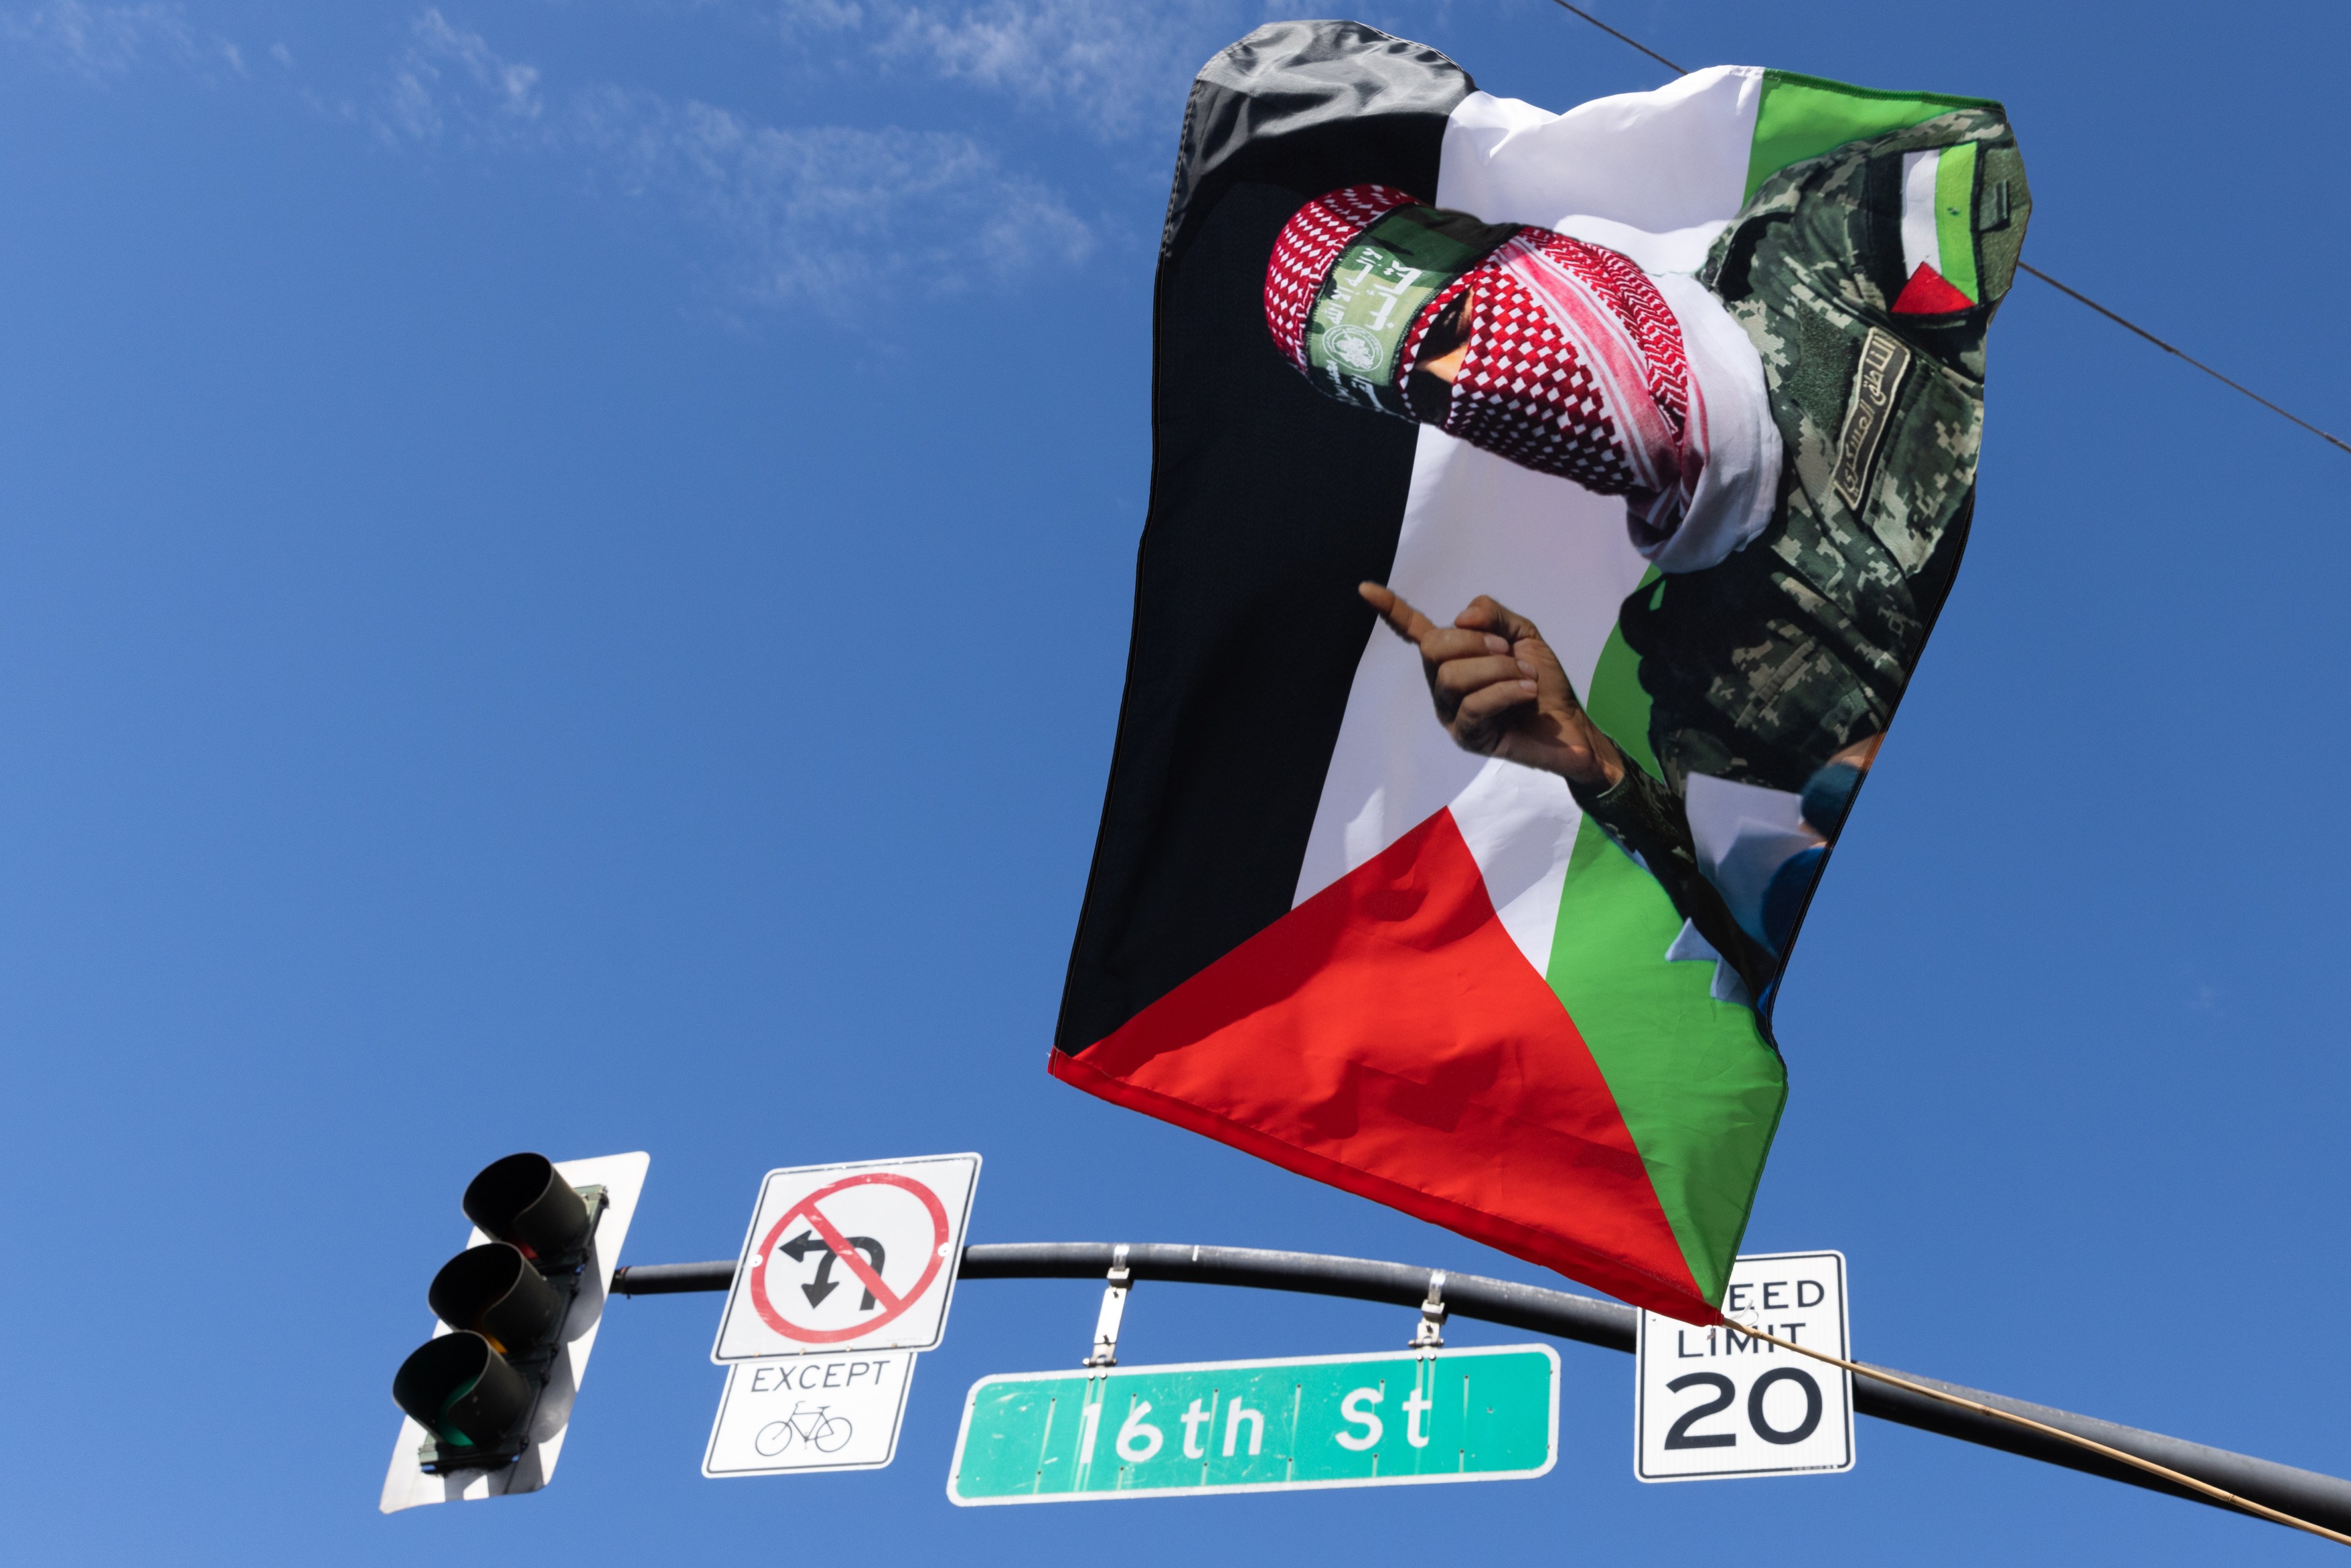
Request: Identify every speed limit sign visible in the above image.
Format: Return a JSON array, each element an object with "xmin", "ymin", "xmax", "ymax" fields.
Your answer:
[{"xmin": 1635, "ymin": 1251, "xmax": 1853, "ymax": 1482}]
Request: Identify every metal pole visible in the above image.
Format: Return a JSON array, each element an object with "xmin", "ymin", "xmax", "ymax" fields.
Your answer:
[{"xmin": 614, "ymin": 1242, "xmax": 2351, "ymax": 1534}]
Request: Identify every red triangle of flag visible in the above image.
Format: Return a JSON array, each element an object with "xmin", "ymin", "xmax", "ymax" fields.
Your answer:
[
  {"xmin": 1893, "ymin": 263, "xmax": 1974, "ymax": 315},
  {"xmin": 1054, "ymin": 808, "xmax": 1715, "ymax": 1321}
]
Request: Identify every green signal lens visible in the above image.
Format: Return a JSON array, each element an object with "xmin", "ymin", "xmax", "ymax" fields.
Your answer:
[
  {"xmin": 392, "ymin": 1333, "xmax": 533, "ymax": 1454},
  {"xmin": 436, "ymin": 1371, "xmax": 484, "ymax": 1446}
]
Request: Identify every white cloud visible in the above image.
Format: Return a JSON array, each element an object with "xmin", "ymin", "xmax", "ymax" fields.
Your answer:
[
  {"xmin": 775, "ymin": 0, "xmax": 866, "ymax": 29},
  {"xmin": 867, "ymin": 0, "xmax": 1242, "ymax": 140},
  {"xmin": 374, "ymin": 11, "xmax": 1093, "ymax": 306},
  {"xmin": 380, "ymin": 7, "xmax": 543, "ymax": 143},
  {"xmin": 1, "ymin": 0, "xmax": 246, "ymax": 82},
  {"xmin": 572, "ymin": 85, "xmax": 1093, "ymax": 306},
  {"xmin": 4, "ymin": 2, "xmax": 1101, "ymax": 309}
]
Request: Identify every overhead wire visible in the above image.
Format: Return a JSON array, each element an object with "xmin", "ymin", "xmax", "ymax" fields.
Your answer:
[
  {"xmin": 1738, "ymin": 1321, "xmax": 2351, "ymax": 1550},
  {"xmin": 2012, "ymin": 261, "xmax": 2351, "ymax": 456},
  {"xmin": 1545, "ymin": 0, "xmax": 2350, "ymax": 459},
  {"xmin": 1545, "ymin": 2, "xmax": 1686, "ymax": 76}
]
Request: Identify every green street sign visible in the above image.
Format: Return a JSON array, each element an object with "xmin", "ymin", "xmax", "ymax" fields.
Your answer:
[{"xmin": 947, "ymin": 1345, "xmax": 1558, "ymax": 1505}]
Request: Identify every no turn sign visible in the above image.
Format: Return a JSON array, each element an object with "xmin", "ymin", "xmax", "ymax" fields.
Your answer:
[{"xmin": 713, "ymin": 1154, "xmax": 981, "ymax": 1361}]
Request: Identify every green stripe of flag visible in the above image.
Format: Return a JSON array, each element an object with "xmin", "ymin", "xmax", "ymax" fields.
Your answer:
[
  {"xmin": 1544, "ymin": 817, "xmax": 1787, "ymax": 1305},
  {"xmin": 1746, "ymin": 69, "xmax": 1995, "ymax": 201}
]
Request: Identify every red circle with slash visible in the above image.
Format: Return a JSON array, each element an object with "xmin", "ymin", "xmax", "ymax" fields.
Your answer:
[{"xmin": 748, "ymin": 1172, "xmax": 951, "ymax": 1343}]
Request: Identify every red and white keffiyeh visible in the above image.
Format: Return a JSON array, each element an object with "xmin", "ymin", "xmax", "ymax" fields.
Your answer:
[
  {"xmin": 1265, "ymin": 184, "xmax": 1780, "ymax": 573},
  {"xmin": 1436, "ymin": 231, "xmax": 1692, "ymax": 504},
  {"xmin": 1265, "ymin": 185, "xmax": 1695, "ymax": 509}
]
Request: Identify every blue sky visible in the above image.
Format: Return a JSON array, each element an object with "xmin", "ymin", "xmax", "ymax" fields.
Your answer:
[{"xmin": 2, "ymin": 1, "xmax": 2347, "ymax": 1562}]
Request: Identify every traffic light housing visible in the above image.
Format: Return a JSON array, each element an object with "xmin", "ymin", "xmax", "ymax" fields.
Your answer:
[
  {"xmin": 390, "ymin": 1154, "xmax": 606, "ymax": 1475},
  {"xmin": 380, "ymin": 1150, "xmax": 649, "ymax": 1512}
]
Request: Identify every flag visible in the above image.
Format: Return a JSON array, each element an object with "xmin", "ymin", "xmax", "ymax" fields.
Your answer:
[{"xmin": 1053, "ymin": 21, "xmax": 2030, "ymax": 1322}]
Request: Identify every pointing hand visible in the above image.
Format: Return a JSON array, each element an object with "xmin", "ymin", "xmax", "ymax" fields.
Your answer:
[{"xmin": 1358, "ymin": 583, "xmax": 1626, "ymax": 792}]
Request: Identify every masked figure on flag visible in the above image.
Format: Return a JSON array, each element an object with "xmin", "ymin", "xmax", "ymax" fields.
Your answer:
[
  {"xmin": 1261, "ymin": 108, "xmax": 2021, "ymax": 998},
  {"xmin": 1052, "ymin": 21, "xmax": 2029, "ymax": 1322}
]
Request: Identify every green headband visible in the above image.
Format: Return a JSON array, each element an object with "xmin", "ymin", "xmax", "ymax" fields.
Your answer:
[{"xmin": 1303, "ymin": 203, "xmax": 1520, "ymax": 420}]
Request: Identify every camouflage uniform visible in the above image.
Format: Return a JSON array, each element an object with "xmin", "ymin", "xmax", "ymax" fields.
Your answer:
[
  {"xmin": 1633, "ymin": 104, "xmax": 2029, "ymax": 793},
  {"xmin": 1572, "ymin": 107, "xmax": 2031, "ymax": 994}
]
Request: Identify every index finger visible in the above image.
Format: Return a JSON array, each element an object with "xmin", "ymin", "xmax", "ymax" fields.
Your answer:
[{"xmin": 1360, "ymin": 581, "xmax": 1439, "ymax": 645}]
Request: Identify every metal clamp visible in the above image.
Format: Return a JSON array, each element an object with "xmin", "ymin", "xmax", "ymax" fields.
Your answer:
[
  {"xmin": 1082, "ymin": 1244, "xmax": 1132, "ymax": 1368},
  {"xmin": 1409, "ymin": 1270, "xmax": 1447, "ymax": 1349}
]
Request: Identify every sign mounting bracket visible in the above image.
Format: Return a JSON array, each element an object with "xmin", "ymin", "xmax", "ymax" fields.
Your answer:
[
  {"xmin": 1409, "ymin": 1270, "xmax": 1447, "ymax": 1349},
  {"xmin": 1081, "ymin": 1244, "xmax": 1130, "ymax": 1368}
]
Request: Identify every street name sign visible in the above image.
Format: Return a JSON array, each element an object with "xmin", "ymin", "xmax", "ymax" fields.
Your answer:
[
  {"xmin": 713, "ymin": 1153, "xmax": 981, "ymax": 1361},
  {"xmin": 379, "ymin": 1151, "xmax": 652, "ymax": 1514},
  {"xmin": 1635, "ymin": 1250, "xmax": 1853, "ymax": 1482},
  {"xmin": 947, "ymin": 1346, "xmax": 1558, "ymax": 1505},
  {"xmin": 704, "ymin": 1350, "xmax": 917, "ymax": 1477}
]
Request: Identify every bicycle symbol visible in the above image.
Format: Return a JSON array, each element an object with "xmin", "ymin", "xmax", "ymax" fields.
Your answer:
[{"xmin": 755, "ymin": 1402, "xmax": 853, "ymax": 1457}]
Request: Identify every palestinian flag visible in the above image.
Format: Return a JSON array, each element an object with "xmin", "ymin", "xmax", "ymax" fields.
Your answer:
[{"xmin": 1053, "ymin": 22, "xmax": 2027, "ymax": 1322}]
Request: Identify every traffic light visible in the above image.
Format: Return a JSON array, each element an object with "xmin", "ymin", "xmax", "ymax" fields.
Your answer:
[{"xmin": 380, "ymin": 1150, "xmax": 651, "ymax": 1511}]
